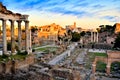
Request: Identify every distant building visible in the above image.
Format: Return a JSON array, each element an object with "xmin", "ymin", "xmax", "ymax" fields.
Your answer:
[
  {"xmin": 115, "ymin": 23, "xmax": 120, "ymax": 33},
  {"xmin": 38, "ymin": 23, "xmax": 66, "ymax": 40},
  {"xmin": 34, "ymin": 23, "xmax": 66, "ymax": 45},
  {"xmin": 66, "ymin": 22, "xmax": 77, "ymax": 31}
]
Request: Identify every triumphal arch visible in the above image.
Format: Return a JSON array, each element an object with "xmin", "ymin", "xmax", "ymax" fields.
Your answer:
[
  {"xmin": 92, "ymin": 50, "xmax": 120, "ymax": 75},
  {"xmin": 0, "ymin": 3, "xmax": 31, "ymax": 55}
]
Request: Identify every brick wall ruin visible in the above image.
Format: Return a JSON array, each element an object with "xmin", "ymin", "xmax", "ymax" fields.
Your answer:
[{"xmin": 0, "ymin": 55, "xmax": 35, "ymax": 74}]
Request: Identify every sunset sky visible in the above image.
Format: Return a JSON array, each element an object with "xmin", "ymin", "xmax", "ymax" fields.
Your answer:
[{"xmin": 1, "ymin": 0, "xmax": 120, "ymax": 29}]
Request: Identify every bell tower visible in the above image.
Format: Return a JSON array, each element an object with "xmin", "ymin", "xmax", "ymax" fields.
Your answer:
[{"xmin": 74, "ymin": 22, "xmax": 76, "ymax": 28}]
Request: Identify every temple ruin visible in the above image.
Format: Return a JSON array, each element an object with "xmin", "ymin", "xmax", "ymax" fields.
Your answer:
[{"xmin": 0, "ymin": 2, "xmax": 31, "ymax": 55}]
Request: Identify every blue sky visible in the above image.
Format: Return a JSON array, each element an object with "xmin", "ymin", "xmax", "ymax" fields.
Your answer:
[{"xmin": 0, "ymin": 0, "xmax": 120, "ymax": 29}]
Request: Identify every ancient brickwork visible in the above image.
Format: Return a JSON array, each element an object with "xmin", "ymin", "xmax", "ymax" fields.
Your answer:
[{"xmin": 0, "ymin": 55, "xmax": 35, "ymax": 74}]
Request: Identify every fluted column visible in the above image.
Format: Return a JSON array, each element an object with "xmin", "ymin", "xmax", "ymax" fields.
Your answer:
[
  {"xmin": 25, "ymin": 20, "xmax": 29, "ymax": 53},
  {"xmin": 2, "ymin": 19, "xmax": 7, "ymax": 55},
  {"xmin": 10, "ymin": 20, "xmax": 15, "ymax": 54},
  {"xmin": 17, "ymin": 20, "xmax": 22, "ymax": 51}
]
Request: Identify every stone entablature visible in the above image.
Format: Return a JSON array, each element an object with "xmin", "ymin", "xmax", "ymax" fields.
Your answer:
[
  {"xmin": 0, "ymin": 3, "xmax": 31, "ymax": 55},
  {"xmin": 107, "ymin": 50, "xmax": 120, "ymax": 59}
]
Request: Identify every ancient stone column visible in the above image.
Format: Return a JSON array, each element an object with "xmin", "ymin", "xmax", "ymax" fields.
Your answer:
[
  {"xmin": 29, "ymin": 29, "xmax": 32, "ymax": 53},
  {"xmin": 106, "ymin": 65, "xmax": 110, "ymax": 75},
  {"xmin": 96, "ymin": 32, "xmax": 98, "ymax": 42},
  {"xmin": 10, "ymin": 20, "xmax": 15, "ymax": 54},
  {"xmin": 94, "ymin": 32, "xmax": 96, "ymax": 42},
  {"xmin": 2, "ymin": 19, "xmax": 7, "ymax": 55},
  {"xmin": 17, "ymin": 20, "xmax": 22, "ymax": 51},
  {"xmin": 91, "ymin": 31, "xmax": 93, "ymax": 42},
  {"xmin": 92, "ymin": 64, "xmax": 96, "ymax": 74},
  {"xmin": 25, "ymin": 20, "xmax": 29, "ymax": 53}
]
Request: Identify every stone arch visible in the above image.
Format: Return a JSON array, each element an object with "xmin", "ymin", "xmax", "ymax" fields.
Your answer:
[
  {"xmin": 96, "ymin": 60, "xmax": 107, "ymax": 73},
  {"xmin": 92, "ymin": 51, "xmax": 120, "ymax": 75},
  {"xmin": 92, "ymin": 56, "xmax": 107, "ymax": 73}
]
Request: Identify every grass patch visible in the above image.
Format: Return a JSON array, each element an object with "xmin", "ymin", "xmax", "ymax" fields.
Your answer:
[
  {"xmin": 88, "ymin": 52, "xmax": 107, "ymax": 62},
  {"xmin": 36, "ymin": 47, "xmax": 46, "ymax": 51},
  {"xmin": 35, "ymin": 47, "xmax": 58, "ymax": 53},
  {"xmin": 96, "ymin": 61, "xmax": 106, "ymax": 72},
  {"xmin": 0, "ymin": 51, "xmax": 28, "ymax": 62},
  {"xmin": 92, "ymin": 52, "xmax": 107, "ymax": 57}
]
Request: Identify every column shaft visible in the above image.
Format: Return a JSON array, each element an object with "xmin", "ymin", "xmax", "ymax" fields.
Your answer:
[
  {"xmin": 25, "ymin": 20, "xmax": 29, "ymax": 53},
  {"xmin": 94, "ymin": 32, "xmax": 96, "ymax": 42},
  {"xmin": 17, "ymin": 21, "xmax": 22, "ymax": 51},
  {"xmin": 92, "ymin": 64, "xmax": 96, "ymax": 74},
  {"xmin": 91, "ymin": 32, "xmax": 93, "ymax": 42},
  {"xmin": 96, "ymin": 32, "xmax": 98, "ymax": 42},
  {"xmin": 2, "ymin": 19, "xmax": 7, "ymax": 55},
  {"xmin": 29, "ymin": 29, "xmax": 32, "ymax": 51},
  {"xmin": 10, "ymin": 20, "xmax": 15, "ymax": 54},
  {"xmin": 106, "ymin": 66, "xmax": 110, "ymax": 75}
]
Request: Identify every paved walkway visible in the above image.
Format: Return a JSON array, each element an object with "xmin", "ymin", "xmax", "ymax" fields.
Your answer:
[
  {"xmin": 34, "ymin": 44, "xmax": 59, "ymax": 50},
  {"xmin": 48, "ymin": 43, "xmax": 77, "ymax": 65},
  {"xmin": 76, "ymin": 49, "xmax": 87, "ymax": 65}
]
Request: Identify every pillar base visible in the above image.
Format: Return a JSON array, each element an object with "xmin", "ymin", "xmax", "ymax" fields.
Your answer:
[
  {"xmin": 11, "ymin": 52, "xmax": 17, "ymax": 55},
  {"xmin": 2, "ymin": 52, "xmax": 11, "ymax": 57},
  {"xmin": 29, "ymin": 49, "xmax": 32, "ymax": 54},
  {"xmin": 25, "ymin": 49, "xmax": 32, "ymax": 54},
  {"xmin": 8, "ymin": 51, "xmax": 17, "ymax": 55}
]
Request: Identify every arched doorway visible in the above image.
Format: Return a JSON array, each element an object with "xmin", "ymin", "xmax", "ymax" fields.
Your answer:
[{"xmin": 96, "ymin": 61, "xmax": 107, "ymax": 73}]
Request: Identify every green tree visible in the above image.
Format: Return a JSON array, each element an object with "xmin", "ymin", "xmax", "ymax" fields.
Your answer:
[
  {"xmin": 80, "ymin": 31, "xmax": 85, "ymax": 36},
  {"xmin": 31, "ymin": 26, "xmax": 38, "ymax": 33},
  {"xmin": 113, "ymin": 33, "xmax": 120, "ymax": 49},
  {"xmin": 71, "ymin": 32, "xmax": 80, "ymax": 42}
]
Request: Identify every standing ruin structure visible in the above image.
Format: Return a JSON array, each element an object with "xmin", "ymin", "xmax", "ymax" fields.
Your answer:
[{"xmin": 0, "ymin": 2, "xmax": 31, "ymax": 55}]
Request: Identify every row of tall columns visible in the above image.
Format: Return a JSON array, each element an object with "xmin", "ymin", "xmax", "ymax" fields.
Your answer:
[
  {"xmin": 91, "ymin": 32, "xmax": 98, "ymax": 43},
  {"xmin": 1, "ymin": 19, "xmax": 30, "ymax": 55}
]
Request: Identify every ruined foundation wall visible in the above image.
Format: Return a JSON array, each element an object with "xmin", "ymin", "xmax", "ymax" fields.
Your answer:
[{"xmin": 0, "ymin": 55, "xmax": 35, "ymax": 74}]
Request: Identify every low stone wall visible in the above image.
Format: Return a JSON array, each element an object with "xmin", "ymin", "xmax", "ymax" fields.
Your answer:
[
  {"xmin": 15, "ymin": 55, "xmax": 35, "ymax": 69},
  {"xmin": 0, "ymin": 55, "xmax": 35, "ymax": 74},
  {"xmin": 51, "ymin": 68, "xmax": 81, "ymax": 80},
  {"xmin": 36, "ymin": 71, "xmax": 52, "ymax": 80}
]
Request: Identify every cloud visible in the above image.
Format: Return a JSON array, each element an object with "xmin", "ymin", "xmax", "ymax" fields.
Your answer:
[{"xmin": 0, "ymin": 0, "xmax": 120, "ymax": 28}]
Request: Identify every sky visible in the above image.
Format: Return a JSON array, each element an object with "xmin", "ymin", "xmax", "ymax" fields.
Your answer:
[{"xmin": 0, "ymin": 0, "xmax": 120, "ymax": 29}]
